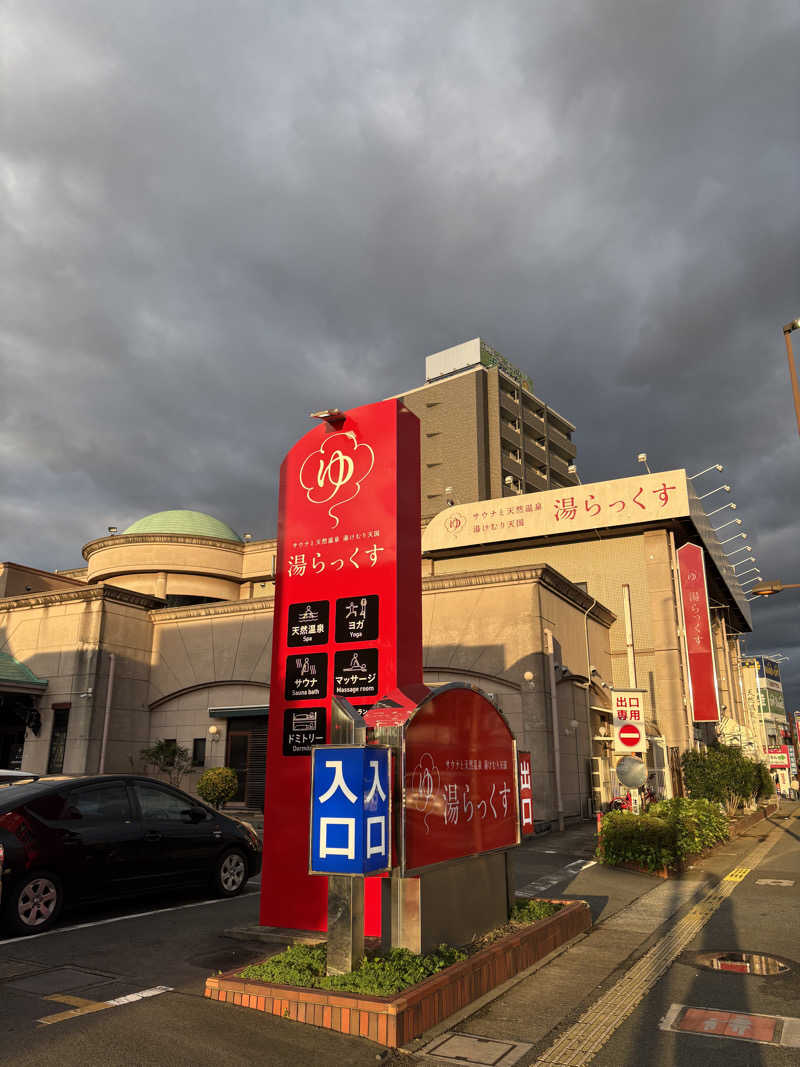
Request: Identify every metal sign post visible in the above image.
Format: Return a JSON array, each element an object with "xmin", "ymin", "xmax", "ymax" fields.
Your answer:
[{"xmin": 309, "ymin": 744, "xmax": 391, "ymax": 974}]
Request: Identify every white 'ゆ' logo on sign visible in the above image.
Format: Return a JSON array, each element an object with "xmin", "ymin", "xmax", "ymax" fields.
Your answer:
[{"xmin": 299, "ymin": 431, "xmax": 375, "ymax": 528}]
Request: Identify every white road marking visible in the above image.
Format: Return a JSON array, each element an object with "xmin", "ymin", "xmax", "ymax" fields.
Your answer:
[
  {"xmin": 755, "ymin": 878, "xmax": 794, "ymax": 886},
  {"xmin": 564, "ymin": 860, "xmax": 597, "ymax": 874},
  {"xmin": 517, "ymin": 859, "xmax": 597, "ymax": 897},
  {"xmin": 0, "ymin": 887, "xmax": 260, "ymax": 947},
  {"xmin": 38, "ymin": 985, "xmax": 173, "ymax": 1025},
  {"xmin": 105, "ymin": 985, "xmax": 173, "ymax": 1006}
]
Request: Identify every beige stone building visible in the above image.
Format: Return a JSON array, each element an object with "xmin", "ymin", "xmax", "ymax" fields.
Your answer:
[
  {"xmin": 0, "ymin": 466, "xmax": 759, "ymax": 827},
  {"xmin": 391, "ymin": 338, "xmax": 578, "ymax": 519},
  {"xmin": 1, "ymin": 507, "xmax": 615, "ymax": 825},
  {"xmin": 423, "ymin": 468, "xmax": 758, "ymax": 811}
]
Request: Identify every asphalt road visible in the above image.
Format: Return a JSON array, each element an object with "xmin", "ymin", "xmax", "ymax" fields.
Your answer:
[
  {"xmin": 7, "ymin": 816, "xmax": 790, "ymax": 1067},
  {"xmin": 0, "ymin": 878, "xmax": 394, "ymax": 1066},
  {"xmin": 1, "ymin": 830, "xmax": 627, "ymax": 1067},
  {"xmin": 589, "ymin": 806, "xmax": 800, "ymax": 1066}
]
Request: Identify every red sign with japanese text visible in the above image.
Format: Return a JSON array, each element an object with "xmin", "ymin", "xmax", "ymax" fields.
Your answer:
[
  {"xmin": 260, "ymin": 399, "xmax": 422, "ymax": 933},
  {"xmin": 402, "ymin": 687, "xmax": 519, "ymax": 872},
  {"xmin": 518, "ymin": 751, "xmax": 534, "ymax": 837},
  {"xmin": 767, "ymin": 745, "xmax": 789, "ymax": 769},
  {"xmin": 611, "ymin": 690, "xmax": 646, "ymax": 753},
  {"xmin": 677, "ymin": 543, "xmax": 720, "ymax": 723}
]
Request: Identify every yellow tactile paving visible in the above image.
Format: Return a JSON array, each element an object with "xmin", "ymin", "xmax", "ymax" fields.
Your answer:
[
  {"xmin": 723, "ymin": 867, "xmax": 751, "ymax": 882},
  {"xmin": 533, "ymin": 824, "xmax": 786, "ymax": 1065}
]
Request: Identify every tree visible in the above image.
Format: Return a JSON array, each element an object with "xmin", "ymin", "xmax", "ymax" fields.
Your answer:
[{"xmin": 140, "ymin": 739, "xmax": 193, "ymax": 789}]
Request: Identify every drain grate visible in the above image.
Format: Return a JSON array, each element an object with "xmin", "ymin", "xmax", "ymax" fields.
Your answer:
[{"xmin": 419, "ymin": 1032, "xmax": 532, "ymax": 1066}]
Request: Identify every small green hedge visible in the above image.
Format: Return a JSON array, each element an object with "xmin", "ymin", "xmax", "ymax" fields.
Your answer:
[
  {"xmin": 196, "ymin": 766, "xmax": 238, "ymax": 809},
  {"xmin": 239, "ymin": 943, "xmax": 466, "ymax": 996},
  {"xmin": 510, "ymin": 899, "xmax": 563, "ymax": 923},
  {"xmin": 597, "ymin": 797, "xmax": 729, "ymax": 872}
]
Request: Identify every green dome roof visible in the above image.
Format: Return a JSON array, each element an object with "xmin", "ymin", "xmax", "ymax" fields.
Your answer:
[{"xmin": 122, "ymin": 510, "xmax": 243, "ymax": 542}]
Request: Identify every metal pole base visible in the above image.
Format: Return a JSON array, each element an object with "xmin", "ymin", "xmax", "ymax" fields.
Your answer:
[{"xmin": 326, "ymin": 875, "xmax": 365, "ymax": 975}]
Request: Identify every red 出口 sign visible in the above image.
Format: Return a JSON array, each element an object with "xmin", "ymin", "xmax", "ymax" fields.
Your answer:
[
  {"xmin": 260, "ymin": 399, "xmax": 422, "ymax": 933},
  {"xmin": 402, "ymin": 687, "xmax": 519, "ymax": 872},
  {"xmin": 518, "ymin": 751, "xmax": 534, "ymax": 837},
  {"xmin": 677, "ymin": 543, "xmax": 720, "ymax": 723}
]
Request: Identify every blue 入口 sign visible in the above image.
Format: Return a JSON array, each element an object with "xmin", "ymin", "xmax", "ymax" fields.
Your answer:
[{"xmin": 309, "ymin": 746, "xmax": 391, "ymax": 875}]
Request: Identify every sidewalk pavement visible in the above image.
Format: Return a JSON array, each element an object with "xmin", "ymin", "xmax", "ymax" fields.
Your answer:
[{"xmin": 401, "ymin": 803, "xmax": 799, "ymax": 1061}]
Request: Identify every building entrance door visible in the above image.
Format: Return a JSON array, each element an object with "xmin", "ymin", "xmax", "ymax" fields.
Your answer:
[
  {"xmin": 226, "ymin": 731, "xmax": 250, "ymax": 804},
  {"xmin": 219, "ymin": 713, "xmax": 268, "ymax": 809},
  {"xmin": 0, "ymin": 693, "xmax": 29, "ymax": 769}
]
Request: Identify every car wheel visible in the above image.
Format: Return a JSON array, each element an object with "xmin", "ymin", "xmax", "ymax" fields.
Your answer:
[
  {"xmin": 4, "ymin": 871, "xmax": 64, "ymax": 935},
  {"xmin": 212, "ymin": 848, "xmax": 248, "ymax": 897}
]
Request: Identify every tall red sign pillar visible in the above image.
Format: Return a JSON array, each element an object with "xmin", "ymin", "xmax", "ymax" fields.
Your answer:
[{"xmin": 260, "ymin": 399, "xmax": 422, "ymax": 933}]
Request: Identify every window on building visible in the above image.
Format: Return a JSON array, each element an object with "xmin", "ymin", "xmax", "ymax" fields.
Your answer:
[
  {"xmin": 192, "ymin": 738, "xmax": 206, "ymax": 767},
  {"xmin": 47, "ymin": 705, "xmax": 70, "ymax": 775}
]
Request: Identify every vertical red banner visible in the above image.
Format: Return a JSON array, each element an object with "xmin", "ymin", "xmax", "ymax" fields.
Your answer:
[
  {"xmin": 518, "ymin": 751, "xmax": 534, "ymax": 837},
  {"xmin": 677, "ymin": 543, "xmax": 720, "ymax": 723},
  {"xmin": 260, "ymin": 399, "xmax": 421, "ymax": 932}
]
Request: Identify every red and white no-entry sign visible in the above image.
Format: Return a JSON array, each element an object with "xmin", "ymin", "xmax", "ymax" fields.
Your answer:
[
  {"xmin": 618, "ymin": 723, "xmax": 642, "ymax": 748},
  {"xmin": 610, "ymin": 690, "xmax": 647, "ymax": 753}
]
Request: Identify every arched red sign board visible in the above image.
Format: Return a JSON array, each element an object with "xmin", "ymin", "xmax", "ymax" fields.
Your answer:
[{"xmin": 399, "ymin": 686, "xmax": 520, "ymax": 872}]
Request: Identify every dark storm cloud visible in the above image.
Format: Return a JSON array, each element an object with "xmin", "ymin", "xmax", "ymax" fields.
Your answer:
[{"xmin": 2, "ymin": 1, "xmax": 798, "ymax": 703}]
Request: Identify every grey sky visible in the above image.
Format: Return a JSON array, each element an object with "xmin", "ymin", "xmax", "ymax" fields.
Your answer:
[{"xmin": 3, "ymin": 1, "xmax": 798, "ymax": 708}]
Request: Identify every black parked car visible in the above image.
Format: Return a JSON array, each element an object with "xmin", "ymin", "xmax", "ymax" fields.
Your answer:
[{"xmin": 0, "ymin": 775, "xmax": 262, "ymax": 935}]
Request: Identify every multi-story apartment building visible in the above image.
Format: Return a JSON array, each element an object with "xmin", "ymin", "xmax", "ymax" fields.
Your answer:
[{"xmin": 391, "ymin": 338, "xmax": 578, "ymax": 518}]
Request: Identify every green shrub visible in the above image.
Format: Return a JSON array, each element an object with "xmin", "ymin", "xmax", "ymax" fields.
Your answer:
[
  {"xmin": 238, "ymin": 943, "xmax": 467, "ymax": 996},
  {"xmin": 510, "ymin": 899, "xmax": 563, "ymax": 923},
  {"xmin": 597, "ymin": 798, "xmax": 730, "ymax": 872},
  {"xmin": 682, "ymin": 744, "xmax": 762, "ymax": 815},
  {"xmin": 196, "ymin": 766, "xmax": 238, "ymax": 809},
  {"xmin": 648, "ymin": 797, "xmax": 729, "ymax": 858},
  {"xmin": 596, "ymin": 811, "xmax": 677, "ymax": 871}
]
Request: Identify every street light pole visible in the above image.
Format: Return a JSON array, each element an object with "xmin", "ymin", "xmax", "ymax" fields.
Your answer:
[
  {"xmin": 750, "ymin": 580, "xmax": 800, "ymax": 597},
  {"xmin": 783, "ymin": 319, "xmax": 800, "ymax": 437}
]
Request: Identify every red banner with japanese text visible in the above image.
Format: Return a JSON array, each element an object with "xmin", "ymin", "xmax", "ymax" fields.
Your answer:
[
  {"xmin": 260, "ymin": 399, "xmax": 421, "ymax": 933},
  {"xmin": 677, "ymin": 542, "xmax": 720, "ymax": 723}
]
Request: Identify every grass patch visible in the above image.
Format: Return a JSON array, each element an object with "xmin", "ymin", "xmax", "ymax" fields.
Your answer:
[{"xmin": 238, "ymin": 899, "xmax": 564, "ymax": 996}]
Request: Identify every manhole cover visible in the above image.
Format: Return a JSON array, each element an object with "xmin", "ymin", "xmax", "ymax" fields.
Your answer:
[
  {"xmin": 7, "ymin": 967, "xmax": 115, "ymax": 995},
  {"xmin": 695, "ymin": 951, "xmax": 791, "ymax": 976},
  {"xmin": 418, "ymin": 1032, "xmax": 532, "ymax": 1066}
]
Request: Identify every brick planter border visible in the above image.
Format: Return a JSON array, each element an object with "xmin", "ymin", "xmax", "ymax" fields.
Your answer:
[{"xmin": 204, "ymin": 899, "xmax": 591, "ymax": 1048}]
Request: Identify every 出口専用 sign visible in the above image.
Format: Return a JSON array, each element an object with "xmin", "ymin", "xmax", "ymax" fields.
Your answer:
[{"xmin": 611, "ymin": 689, "xmax": 647, "ymax": 754}]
